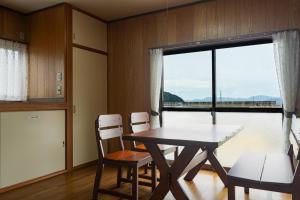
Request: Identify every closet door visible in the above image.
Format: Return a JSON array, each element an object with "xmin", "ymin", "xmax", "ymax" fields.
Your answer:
[
  {"xmin": 73, "ymin": 47, "xmax": 107, "ymax": 167},
  {"xmin": 0, "ymin": 111, "xmax": 65, "ymax": 188}
]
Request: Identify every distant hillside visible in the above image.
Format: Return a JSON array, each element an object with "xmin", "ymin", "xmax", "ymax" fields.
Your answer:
[
  {"xmin": 191, "ymin": 95, "xmax": 282, "ymax": 105},
  {"xmin": 163, "ymin": 92, "xmax": 184, "ymax": 102}
]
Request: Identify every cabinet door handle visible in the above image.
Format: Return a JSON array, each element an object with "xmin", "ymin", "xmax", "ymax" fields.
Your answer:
[{"xmin": 31, "ymin": 115, "xmax": 39, "ymax": 119}]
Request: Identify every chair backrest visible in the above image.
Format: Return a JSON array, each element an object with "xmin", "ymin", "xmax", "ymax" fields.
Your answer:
[
  {"xmin": 95, "ymin": 114, "xmax": 124, "ymax": 158},
  {"xmin": 130, "ymin": 112, "xmax": 150, "ymax": 133}
]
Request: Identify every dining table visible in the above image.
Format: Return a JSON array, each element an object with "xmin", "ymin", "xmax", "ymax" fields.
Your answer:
[{"xmin": 123, "ymin": 124, "xmax": 243, "ymax": 200}]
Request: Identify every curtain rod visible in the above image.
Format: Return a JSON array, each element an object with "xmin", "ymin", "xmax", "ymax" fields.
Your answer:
[{"xmin": 149, "ymin": 28, "xmax": 299, "ymax": 51}]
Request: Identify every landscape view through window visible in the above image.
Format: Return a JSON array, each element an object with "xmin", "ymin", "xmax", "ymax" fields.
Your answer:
[{"xmin": 163, "ymin": 43, "xmax": 282, "ymax": 109}]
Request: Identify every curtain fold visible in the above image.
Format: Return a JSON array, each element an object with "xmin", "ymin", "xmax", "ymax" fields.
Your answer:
[
  {"xmin": 150, "ymin": 48, "xmax": 163, "ymax": 129},
  {"xmin": 273, "ymin": 30, "xmax": 300, "ymax": 151},
  {"xmin": 0, "ymin": 39, "xmax": 28, "ymax": 101}
]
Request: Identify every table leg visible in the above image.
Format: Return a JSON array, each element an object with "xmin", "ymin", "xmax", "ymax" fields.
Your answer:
[
  {"xmin": 170, "ymin": 181, "xmax": 189, "ymax": 200},
  {"xmin": 207, "ymin": 150, "xmax": 228, "ymax": 186},
  {"xmin": 144, "ymin": 142, "xmax": 201, "ymax": 200},
  {"xmin": 184, "ymin": 158, "xmax": 207, "ymax": 181},
  {"xmin": 144, "ymin": 143, "xmax": 172, "ymax": 200},
  {"xmin": 149, "ymin": 180, "xmax": 169, "ymax": 200}
]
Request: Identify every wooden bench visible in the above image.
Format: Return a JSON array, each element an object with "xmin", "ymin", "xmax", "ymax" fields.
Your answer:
[{"xmin": 227, "ymin": 145, "xmax": 300, "ymax": 200}]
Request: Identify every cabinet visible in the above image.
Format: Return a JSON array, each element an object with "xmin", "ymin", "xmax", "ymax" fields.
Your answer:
[
  {"xmin": 72, "ymin": 9, "xmax": 107, "ymax": 167},
  {"xmin": 72, "ymin": 10, "xmax": 107, "ymax": 51},
  {"xmin": 0, "ymin": 111, "xmax": 65, "ymax": 188},
  {"xmin": 0, "ymin": 8, "xmax": 27, "ymax": 42}
]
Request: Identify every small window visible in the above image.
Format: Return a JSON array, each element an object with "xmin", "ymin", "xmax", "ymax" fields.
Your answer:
[{"xmin": 0, "ymin": 39, "xmax": 28, "ymax": 101}]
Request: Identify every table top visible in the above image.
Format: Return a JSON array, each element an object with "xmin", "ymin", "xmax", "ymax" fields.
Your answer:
[{"xmin": 123, "ymin": 124, "xmax": 243, "ymax": 147}]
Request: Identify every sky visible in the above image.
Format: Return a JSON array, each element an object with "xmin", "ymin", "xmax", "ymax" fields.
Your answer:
[{"xmin": 163, "ymin": 43, "xmax": 281, "ymax": 101}]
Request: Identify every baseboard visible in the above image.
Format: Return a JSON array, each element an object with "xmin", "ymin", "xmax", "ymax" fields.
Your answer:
[
  {"xmin": 0, "ymin": 160, "xmax": 230, "ymax": 194},
  {"xmin": 0, "ymin": 170, "xmax": 67, "ymax": 194},
  {"xmin": 0, "ymin": 160, "xmax": 99, "ymax": 194},
  {"xmin": 72, "ymin": 159, "xmax": 98, "ymax": 171}
]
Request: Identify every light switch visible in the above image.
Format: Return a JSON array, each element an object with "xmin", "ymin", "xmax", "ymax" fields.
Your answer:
[
  {"xmin": 56, "ymin": 85, "xmax": 62, "ymax": 95},
  {"xmin": 56, "ymin": 72, "xmax": 63, "ymax": 82}
]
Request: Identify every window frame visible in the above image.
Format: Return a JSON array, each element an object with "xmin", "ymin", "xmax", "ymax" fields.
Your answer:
[{"xmin": 161, "ymin": 37, "xmax": 283, "ymax": 114}]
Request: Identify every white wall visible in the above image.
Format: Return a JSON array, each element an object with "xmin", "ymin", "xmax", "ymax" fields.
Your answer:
[{"xmin": 0, "ymin": 111, "xmax": 65, "ymax": 188}]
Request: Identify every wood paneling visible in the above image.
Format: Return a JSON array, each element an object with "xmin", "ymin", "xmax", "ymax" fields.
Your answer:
[
  {"xmin": 108, "ymin": 0, "xmax": 300, "ymax": 151},
  {"xmin": 28, "ymin": 5, "xmax": 66, "ymax": 99},
  {"xmin": 0, "ymin": 7, "xmax": 27, "ymax": 42}
]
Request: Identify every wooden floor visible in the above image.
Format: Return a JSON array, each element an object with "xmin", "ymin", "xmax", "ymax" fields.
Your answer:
[{"xmin": 0, "ymin": 165, "xmax": 292, "ymax": 200}]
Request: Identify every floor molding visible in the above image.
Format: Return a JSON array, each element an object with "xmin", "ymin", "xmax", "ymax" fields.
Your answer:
[
  {"xmin": 0, "ymin": 170, "xmax": 67, "ymax": 194},
  {"xmin": 72, "ymin": 160, "xmax": 98, "ymax": 171}
]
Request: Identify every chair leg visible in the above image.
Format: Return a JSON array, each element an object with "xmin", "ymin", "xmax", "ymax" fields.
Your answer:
[
  {"xmin": 174, "ymin": 147, "xmax": 179, "ymax": 160},
  {"xmin": 117, "ymin": 166, "xmax": 122, "ymax": 187},
  {"xmin": 93, "ymin": 163, "xmax": 103, "ymax": 200},
  {"xmin": 151, "ymin": 162, "xmax": 157, "ymax": 192},
  {"xmin": 244, "ymin": 187, "xmax": 249, "ymax": 194},
  {"xmin": 126, "ymin": 167, "xmax": 132, "ymax": 181},
  {"xmin": 293, "ymin": 191, "xmax": 300, "ymax": 200},
  {"xmin": 132, "ymin": 165, "xmax": 139, "ymax": 200},
  {"xmin": 144, "ymin": 164, "xmax": 148, "ymax": 174},
  {"xmin": 228, "ymin": 184, "xmax": 235, "ymax": 200}
]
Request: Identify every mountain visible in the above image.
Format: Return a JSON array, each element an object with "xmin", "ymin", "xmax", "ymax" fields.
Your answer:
[
  {"xmin": 164, "ymin": 91, "xmax": 282, "ymax": 104},
  {"xmin": 191, "ymin": 95, "xmax": 282, "ymax": 104},
  {"xmin": 163, "ymin": 92, "xmax": 184, "ymax": 102}
]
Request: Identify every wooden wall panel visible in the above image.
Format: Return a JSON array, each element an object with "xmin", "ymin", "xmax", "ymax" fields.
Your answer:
[
  {"xmin": 108, "ymin": 0, "xmax": 300, "ymax": 151},
  {"xmin": 0, "ymin": 8, "xmax": 27, "ymax": 42},
  {"xmin": 28, "ymin": 5, "xmax": 66, "ymax": 99}
]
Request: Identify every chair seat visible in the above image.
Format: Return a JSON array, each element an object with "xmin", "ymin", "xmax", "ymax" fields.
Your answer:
[
  {"xmin": 104, "ymin": 150, "xmax": 152, "ymax": 163},
  {"xmin": 135, "ymin": 144, "xmax": 177, "ymax": 154},
  {"xmin": 228, "ymin": 153, "xmax": 294, "ymax": 186}
]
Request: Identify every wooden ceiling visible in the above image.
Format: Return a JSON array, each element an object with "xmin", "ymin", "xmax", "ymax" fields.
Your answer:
[{"xmin": 0, "ymin": 0, "xmax": 205, "ymax": 21}]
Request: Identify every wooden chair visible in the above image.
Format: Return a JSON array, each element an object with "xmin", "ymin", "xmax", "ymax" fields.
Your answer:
[
  {"xmin": 92, "ymin": 114, "xmax": 156, "ymax": 200},
  {"xmin": 130, "ymin": 112, "xmax": 179, "ymax": 159},
  {"xmin": 227, "ymin": 144, "xmax": 300, "ymax": 200}
]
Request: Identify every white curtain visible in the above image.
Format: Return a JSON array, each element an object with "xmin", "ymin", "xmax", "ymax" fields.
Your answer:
[
  {"xmin": 273, "ymin": 30, "xmax": 300, "ymax": 151},
  {"xmin": 150, "ymin": 48, "xmax": 163, "ymax": 128},
  {"xmin": 0, "ymin": 39, "xmax": 28, "ymax": 101}
]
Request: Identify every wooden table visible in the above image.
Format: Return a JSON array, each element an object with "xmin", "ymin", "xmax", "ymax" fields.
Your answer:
[{"xmin": 123, "ymin": 125, "xmax": 243, "ymax": 200}]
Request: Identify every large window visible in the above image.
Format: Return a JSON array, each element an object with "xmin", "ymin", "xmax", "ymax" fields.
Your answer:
[
  {"xmin": 163, "ymin": 42, "xmax": 282, "ymax": 112},
  {"xmin": 162, "ymin": 40, "xmax": 283, "ymax": 167},
  {"xmin": 0, "ymin": 39, "xmax": 28, "ymax": 101}
]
